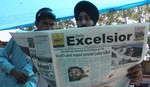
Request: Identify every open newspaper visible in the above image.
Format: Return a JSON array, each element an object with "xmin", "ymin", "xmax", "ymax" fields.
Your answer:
[{"xmin": 11, "ymin": 23, "xmax": 149, "ymax": 87}]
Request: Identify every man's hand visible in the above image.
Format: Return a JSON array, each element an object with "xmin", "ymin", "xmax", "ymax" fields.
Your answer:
[
  {"xmin": 127, "ymin": 64, "xmax": 143, "ymax": 85},
  {"xmin": 10, "ymin": 68, "xmax": 30, "ymax": 84}
]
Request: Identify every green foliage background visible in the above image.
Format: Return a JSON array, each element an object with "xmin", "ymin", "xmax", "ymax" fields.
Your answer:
[{"xmin": 24, "ymin": 5, "xmax": 150, "ymax": 30}]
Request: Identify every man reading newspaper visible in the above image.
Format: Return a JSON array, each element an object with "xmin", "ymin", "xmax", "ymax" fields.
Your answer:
[{"xmin": 74, "ymin": 1, "xmax": 142, "ymax": 86}]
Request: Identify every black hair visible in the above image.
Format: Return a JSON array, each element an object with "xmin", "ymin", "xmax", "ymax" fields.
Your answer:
[{"xmin": 35, "ymin": 7, "xmax": 56, "ymax": 21}]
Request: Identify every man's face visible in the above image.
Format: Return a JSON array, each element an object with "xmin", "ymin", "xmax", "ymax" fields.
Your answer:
[
  {"xmin": 69, "ymin": 68, "xmax": 83, "ymax": 80},
  {"xmin": 36, "ymin": 18, "xmax": 55, "ymax": 31},
  {"xmin": 76, "ymin": 12, "xmax": 94, "ymax": 27}
]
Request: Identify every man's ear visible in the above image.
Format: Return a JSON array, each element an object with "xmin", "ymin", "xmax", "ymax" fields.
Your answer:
[{"xmin": 35, "ymin": 21, "xmax": 39, "ymax": 27}]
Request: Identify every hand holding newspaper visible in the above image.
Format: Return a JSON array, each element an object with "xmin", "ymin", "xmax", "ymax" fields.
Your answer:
[{"xmin": 11, "ymin": 23, "xmax": 149, "ymax": 87}]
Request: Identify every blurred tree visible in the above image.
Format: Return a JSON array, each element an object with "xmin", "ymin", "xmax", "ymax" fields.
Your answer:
[
  {"xmin": 56, "ymin": 19, "xmax": 76, "ymax": 29},
  {"xmin": 98, "ymin": 5, "xmax": 150, "ymax": 26}
]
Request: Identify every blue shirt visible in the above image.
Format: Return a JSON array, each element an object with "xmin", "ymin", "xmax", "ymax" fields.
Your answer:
[
  {"xmin": 0, "ymin": 38, "xmax": 37, "ymax": 87},
  {"xmin": 0, "ymin": 48, "xmax": 3, "ymax": 54}
]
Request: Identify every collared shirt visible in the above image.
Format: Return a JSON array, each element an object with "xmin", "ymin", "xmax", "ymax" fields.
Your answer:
[{"xmin": 0, "ymin": 38, "xmax": 37, "ymax": 87}]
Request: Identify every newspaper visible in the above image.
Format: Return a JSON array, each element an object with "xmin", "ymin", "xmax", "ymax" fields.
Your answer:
[{"xmin": 11, "ymin": 23, "xmax": 149, "ymax": 87}]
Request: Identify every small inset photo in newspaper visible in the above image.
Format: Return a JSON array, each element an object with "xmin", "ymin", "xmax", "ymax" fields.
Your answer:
[
  {"xmin": 111, "ymin": 43, "xmax": 143, "ymax": 66},
  {"xmin": 68, "ymin": 66, "xmax": 89, "ymax": 82}
]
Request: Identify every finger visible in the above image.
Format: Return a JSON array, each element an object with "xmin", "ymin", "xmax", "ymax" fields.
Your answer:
[
  {"xmin": 21, "ymin": 72, "xmax": 30, "ymax": 82},
  {"xmin": 128, "ymin": 64, "xmax": 142, "ymax": 72},
  {"xmin": 17, "ymin": 78, "xmax": 26, "ymax": 84},
  {"xmin": 17, "ymin": 73, "xmax": 29, "ymax": 84},
  {"xmin": 130, "ymin": 81, "xmax": 140, "ymax": 86},
  {"xmin": 17, "ymin": 77, "xmax": 27, "ymax": 84},
  {"xmin": 127, "ymin": 70, "xmax": 142, "ymax": 78},
  {"xmin": 129, "ymin": 77, "xmax": 142, "ymax": 86},
  {"xmin": 128, "ymin": 64, "xmax": 142, "ymax": 73},
  {"xmin": 22, "ymin": 72, "xmax": 30, "ymax": 80}
]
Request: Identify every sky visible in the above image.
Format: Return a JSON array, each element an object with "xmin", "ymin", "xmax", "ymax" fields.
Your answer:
[{"xmin": 0, "ymin": 29, "xmax": 20, "ymax": 42}]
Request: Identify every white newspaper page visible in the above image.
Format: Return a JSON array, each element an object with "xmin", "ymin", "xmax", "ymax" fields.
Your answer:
[
  {"xmin": 11, "ymin": 31, "xmax": 57, "ymax": 87},
  {"xmin": 11, "ymin": 23, "xmax": 149, "ymax": 87},
  {"xmin": 49, "ymin": 23, "xmax": 149, "ymax": 87}
]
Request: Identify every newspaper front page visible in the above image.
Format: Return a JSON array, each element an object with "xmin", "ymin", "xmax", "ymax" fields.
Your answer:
[{"xmin": 11, "ymin": 23, "xmax": 149, "ymax": 87}]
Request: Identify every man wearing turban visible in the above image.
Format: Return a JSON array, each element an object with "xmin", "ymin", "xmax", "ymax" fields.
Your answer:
[{"xmin": 74, "ymin": 1, "xmax": 142, "ymax": 86}]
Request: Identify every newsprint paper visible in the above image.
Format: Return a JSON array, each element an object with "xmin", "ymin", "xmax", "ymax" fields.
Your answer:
[{"xmin": 11, "ymin": 23, "xmax": 149, "ymax": 87}]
